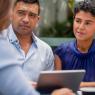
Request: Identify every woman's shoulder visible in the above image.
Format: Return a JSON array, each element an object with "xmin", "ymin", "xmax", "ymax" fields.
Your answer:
[
  {"xmin": 56, "ymin": 40, "xmax": 75, "ymax": 50},
  {"xmin": 54, "ymin": 40, "xmax": 75, "ymax": 55}
]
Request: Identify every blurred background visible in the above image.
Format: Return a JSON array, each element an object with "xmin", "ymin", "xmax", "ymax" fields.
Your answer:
[
  {"xmin": 35, "ymin": 0, "xmax": 83, "ymax": 47},
  {"xmin": 36, "ymin": 0, "xmax": 75, "ymax": 37}
]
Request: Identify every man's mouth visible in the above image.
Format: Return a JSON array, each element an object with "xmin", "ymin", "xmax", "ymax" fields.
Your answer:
[{"xmin": 19, "ymin": 25, "xmax": 30, "ymax": 29}]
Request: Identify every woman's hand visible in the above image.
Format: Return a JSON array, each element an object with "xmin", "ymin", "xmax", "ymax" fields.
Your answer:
[{"xmin": 80, "ymin": 82, "xmax": 95, "ymax": 87}]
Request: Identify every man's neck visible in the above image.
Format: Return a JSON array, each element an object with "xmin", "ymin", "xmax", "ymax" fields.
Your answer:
[{"xmin": 16, "ymin": 33, "xmax": 33, "ymax": 55}]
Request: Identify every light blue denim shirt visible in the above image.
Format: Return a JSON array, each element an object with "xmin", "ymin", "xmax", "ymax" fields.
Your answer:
[
  {"xmin": 0, "ymin": 30, "xmax": 40, "ymax": 95},
  {"xmin": 6, "ymin": 24, "xmax": 54, "ymax": 82},
  {"xmin": 0, "ymin": 24, "xmax": 54, "ymax": 95}
]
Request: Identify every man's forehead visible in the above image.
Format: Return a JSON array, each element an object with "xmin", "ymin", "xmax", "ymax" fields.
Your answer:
[{"xmin": 14, "ymin": 2, "xmax": 39, "ymax": 12}]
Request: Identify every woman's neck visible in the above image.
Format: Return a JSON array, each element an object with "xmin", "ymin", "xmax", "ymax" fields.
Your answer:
[{"xmin": 76, "ymin": 39, "xmax": 93, "ymax": 53}]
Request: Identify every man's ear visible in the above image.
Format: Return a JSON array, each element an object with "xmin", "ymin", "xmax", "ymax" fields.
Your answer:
[
  {"xmin": 38, "ymin": 15, "xmax": 40, "ymax": 20},
  {"xmin": 35, "ymin": 15, "xmax": 40, "ymax": 28},
  {"xmin": 9, "ymin": 8, "xmax": 14, "ymax": 22}
]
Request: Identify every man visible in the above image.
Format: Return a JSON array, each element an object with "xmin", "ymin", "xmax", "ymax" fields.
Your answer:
[
  {"xmin": 0, "ymin": 0, "xmax": 75, "ymax": 95},
  {"xmin": 8, "ymin": 0, "xmax": 54, "ymax": 82}
]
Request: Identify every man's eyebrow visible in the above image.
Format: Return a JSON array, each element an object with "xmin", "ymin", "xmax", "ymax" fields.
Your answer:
[
  {"xmin": 29, "ymin": 12, "xmax": 38, "ymax": 15},
  {"xmin": 17, "ymin": 10, "xmax": 25, "ymax": 12},
  {"xmin": 17, "ymin": 9, "xmax": 38, "ymax": 15}
]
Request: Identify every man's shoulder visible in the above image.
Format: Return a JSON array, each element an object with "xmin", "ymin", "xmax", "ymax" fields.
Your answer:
[{"xmin": 35, "ymin": 36, "xmax": 52, "ymax": 51}]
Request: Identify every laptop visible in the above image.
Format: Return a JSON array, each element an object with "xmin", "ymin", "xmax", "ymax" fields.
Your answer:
[{"xmin": 36, "ymin": 70, "xmax": 85, "ymax": 94}]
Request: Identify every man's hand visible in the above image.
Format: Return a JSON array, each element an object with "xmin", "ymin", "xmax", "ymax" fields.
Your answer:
[
  {"xmin": 28, "ymin": 81, "xmax": 37, "ymax": 88},
  {"xmin": 51, "ymin": 88, "xmax": 75, "ymax": 95}
]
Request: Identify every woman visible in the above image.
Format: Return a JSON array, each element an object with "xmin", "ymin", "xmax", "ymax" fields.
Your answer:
[{"xmin": 55, "ymin": 0, "xmax": 95, "ymax": 87}]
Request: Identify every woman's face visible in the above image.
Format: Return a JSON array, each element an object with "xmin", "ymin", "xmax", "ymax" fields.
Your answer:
[{"xmin": 73, "ymin": 11, "xmax": 95, "ymax": 41}]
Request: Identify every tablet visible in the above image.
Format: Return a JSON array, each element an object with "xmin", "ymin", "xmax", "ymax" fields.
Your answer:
[{"xmin": 36, "ymin": 70, "xmax": 85, "ymax": 94}]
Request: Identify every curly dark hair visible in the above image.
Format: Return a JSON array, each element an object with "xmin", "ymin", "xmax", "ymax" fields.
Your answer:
[{"xmin": 74, "ymin": 0, "xmax": 95, "ymax": 17}]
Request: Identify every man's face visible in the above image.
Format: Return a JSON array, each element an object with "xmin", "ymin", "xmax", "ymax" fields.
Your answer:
[{"xmin": 11, "ymin": 1, "xmax": 39, "ymax": 35}]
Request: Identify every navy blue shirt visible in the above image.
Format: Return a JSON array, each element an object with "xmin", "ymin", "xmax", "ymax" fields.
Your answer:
[{"xmin": 55, "ymin": 40, "xmax": 95, "ymax": 82}]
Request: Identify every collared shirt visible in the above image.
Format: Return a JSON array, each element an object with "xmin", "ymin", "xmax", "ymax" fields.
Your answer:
[
  {"xmin": 54, "ymin": 40, "xmax": 95, "ymax": 82},
  {"xmin": 5, "ymin": 24, "xmax": 54, "ymax": 82},
  {"xmin": 0, "ymin": 29, "xmax": 40, "ymax": 95}
]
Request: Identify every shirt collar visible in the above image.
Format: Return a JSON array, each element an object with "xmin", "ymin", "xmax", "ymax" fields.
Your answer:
[
  {"xmin": 31, "ymin": 32, "xmax": 38, "ymax": 48},
  {"xmin": 7, "ymin": 24, "xmax": 38, "ymax": 48},
  {"xmin": 7, "ymin": 24, "xmax": 18, "ymax": 43}
]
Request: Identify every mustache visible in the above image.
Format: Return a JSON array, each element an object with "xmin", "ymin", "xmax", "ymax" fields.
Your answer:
[{"xmin": 19, "ymin": 24, "xmax": 30, "ymax": 28}]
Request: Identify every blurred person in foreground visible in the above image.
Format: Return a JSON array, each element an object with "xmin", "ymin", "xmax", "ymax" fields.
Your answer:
[{"xmin": 0, "ymin": 0, "xmax": 75, "ymax": 95}]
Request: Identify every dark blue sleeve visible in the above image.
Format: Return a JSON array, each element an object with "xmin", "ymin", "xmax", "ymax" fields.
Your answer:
[{"xmin": 54, "ymin": 43, "xmax": 67, "ymax": 61}]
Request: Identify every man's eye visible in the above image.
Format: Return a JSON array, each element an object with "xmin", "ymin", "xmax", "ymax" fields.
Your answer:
[
  {"xmin": 29, "ymin": 13, "xmax": 38, "ymax": 18},
  {"xmin": 17, "ymin": 11, "xmax": 25, "ymax": 16}
]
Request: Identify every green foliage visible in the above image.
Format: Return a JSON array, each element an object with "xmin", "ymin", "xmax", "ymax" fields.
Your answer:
[
  {"xmin": 39, "ymin": 19, "xmax": 74, "ymax": 37},
  {"xmin": 39, "ymin": 0, "xmax": 74, "ymax": 37}
]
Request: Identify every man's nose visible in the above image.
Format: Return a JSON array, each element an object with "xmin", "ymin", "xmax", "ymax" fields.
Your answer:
[{"xmin": 22, "ymin": 15, "xmax": 29, "ymax": 23}]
